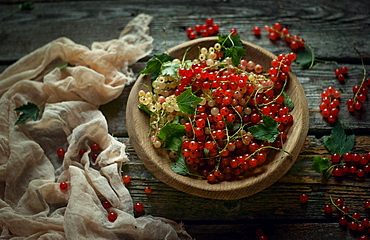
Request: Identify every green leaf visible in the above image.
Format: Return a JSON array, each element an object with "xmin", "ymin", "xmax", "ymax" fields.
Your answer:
[
  {"xmin": 218, "ymin": 33, "xmax": 243, "ymax": 48},
  {"xmin": 323, "ymin": 121, "xmax": 355, "ymax": 156},
  {"xmin": 294, "ymin": 47, "xmax": 314, "ymax": 69},
  {"xmin": 161, "ymin": 62, "xmax": 180, "ymax": 79},
  {"xmin": 311, "ymin": 156, "xmax": 330, "ymax": 173},
  {"xmin": 14, "ymin": 102, "xmax": 40, "ymax": 125},
  {"xmin": 218, "ymin": 33, "xmax": 246, "ymax": 65},
  {"xmin": 248, "ymin": 115, "xmax": 279, "ymax": 143},
  {"xmin": 138, "ymin": 104, "xmax": 152, "ymax": 116},
  {"xmin": 19, "ymin": 1, "xmax": 34, "ymax": 11},
  {"xmin": 176, "ymin": 88, "xmax": 203, "ymax": 115},
  {"xmin": 170, "ymin": 154, "xmax": 190, "ymax": 176},
  {"xmin": 56, "ymin": 62, "xmax": 69, "ymax": 70},
  {"xmin": 140, "ymin": 53, "xmax": 175, "ymax": 80},
  {"xmin": 225, "ymin": 46, "xmax": 246, "ymax": 66},
  {"xmin": 158, "ymin": 122, "xmax": 186, "ymax": 151},
  {"xmin": 282, "ymin": 92, "xmax": 294, "ymax": 111}
]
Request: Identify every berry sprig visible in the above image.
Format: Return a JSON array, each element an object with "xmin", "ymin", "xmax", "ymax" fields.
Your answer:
[
  {"xmin": 326, "ymin": 196, "xmax": 370, "ymax": 240},
  {"xmin": 262, "ymin": 22, "xmax": 306, "ymax": 51},
  {"xmin": 319, "ymin": 86, "xmax": 341, "ymax": 124},
  {"xmin": 346, "ymin": 49, "xmax": 369, "ymax": 113},
  {"xmin": 335, "ymin": 66, "xmax": 348, "ymax": 83},
  {"xmin": 186, "ymin": 18, "xmax": 220, "ymax": 39},
  {"xmin": 329, "ymin": 152, "xmax": 370, "ymax": 179}
]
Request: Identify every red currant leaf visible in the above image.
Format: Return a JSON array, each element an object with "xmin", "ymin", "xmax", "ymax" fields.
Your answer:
[
  {"xmin": 323, "ymin": 121, "xmax": 355, "ymax": 156},
  {"xmin": 282, "ymin": 92, "xmax": 294, "ymax": 111},
  {"xmin": 248, "ymin": 115, "xmax": 279, "ymax": 143},
  {"xmin": 176, "ymin": 88, "xmax": 203, "ymax": 115},
  {"xmin": 225, "ymin": 46, "xmax": 247, "ymax": 66},
  {"xmin": 14, "ymin": 102, "xmax": 40, "ymax": 125},
  {"xmin": 311, "ymin": 156, "xmax": 330, "ymax": 173},
  {"xmin": 218, "ymin": 33, "xmax": 243, "ymax": 48},
  {"xmin": 170, "ymin": 154, "xmax": 190, "ymax": 176},
  {"xmin": 294, "ymin": 47, "xmax": 314, "ymax": 69},
  {"xmin": 140, "ymin": 53, "xmax": 175, "ymax": 80},
  {"xmin": 138, "ymin": 104, "xmax": 152, "ymax": 116},
  {"xmin": 218, "ymin": 33, "xmax": 246, "ymax": 66},
  {"xmin": 158, "ymin": 122, "xmax": 186, "ymax": 151},
  {"xmin": 161, "ymin": 62, "xmax": 180, "ymax": 79}
]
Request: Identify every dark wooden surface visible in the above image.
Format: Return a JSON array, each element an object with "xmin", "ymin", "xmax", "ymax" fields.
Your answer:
[{"xmin": 1, "ymin": 1, "xmax": 370, "ymax": 239}]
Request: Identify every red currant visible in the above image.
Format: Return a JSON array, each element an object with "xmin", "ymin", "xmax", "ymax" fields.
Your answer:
[
  {"xmin": 134, "ymin": 202, "xmax": 145, "ymax": 213},
  {"xmin": 57, "ymin": 148, "xmax": 65, "ymax": 157},
  {"xmin": 102, "ymin": 200, "xmax": 112, "ymax": 209},
  {"xmin": 59, "ymin": 182, "xmax": 68, "ymax": 191},
  {"xmin": 300, "ymin": 193, "xmax": 308, "ymax": 203},
  {"xmin": 108, "ymin": 212, "xmax": 117, "ymax": 222},
  {"xmin": 122, "ymin": 175, "xmax": 131, "ymax": 184}
]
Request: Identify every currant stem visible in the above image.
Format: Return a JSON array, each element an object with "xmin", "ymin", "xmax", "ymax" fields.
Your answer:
[{"xmin": 329, "ymin": 195, "xmax": 361, "ymax": 224}]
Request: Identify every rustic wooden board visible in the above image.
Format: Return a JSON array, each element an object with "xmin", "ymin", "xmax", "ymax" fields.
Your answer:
[
  {"xmin": 0, "ymin": 0, "xmax": 369, "ymax": 62},
  {"xmin": 1, "ymin": 0, "xmax": 370, "ymax": 239}
]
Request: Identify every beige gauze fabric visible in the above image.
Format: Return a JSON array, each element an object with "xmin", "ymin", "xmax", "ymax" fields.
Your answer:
[{"xmin": 0, "ymin": 14, "xmax": 192, "ymax": 240}]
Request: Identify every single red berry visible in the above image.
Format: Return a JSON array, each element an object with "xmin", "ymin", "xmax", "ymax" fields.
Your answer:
[
  {"xmin": 59, "ymin": 182, "xmax": 68, "ymax": 191},
  {"xmin": 323, "ymin": 204, "xmax": 332, "ymax": 214},
  {"xmin": 144, "ymin": 187, "xmax": 152, "ymax": 194},
  {"xmin": 57, "ymin": 148, "xmax": 65, "ymax": 157},
  {"xmin": 331, "ymin": 153, "xmax": 341, "ymax": 163},
  {"xmin": 359, "ymin": 235, "xmax": 368, "ymax": 240},
  {"xmin": 349, "ymin": 221, "xmax": 358, "ymax": 231},
  {"xmin": 230, "ymin": 28, "xmax": 238, "ymax": 36},
  {"xmin": 91, "ymin": 143, "xmax": 100, "ymax": 152},
  {"xmin": 253, "ymin": 26, "xmax": 261, "ymax": 35},
  {"xmin": 340, "ymin": 66, "xmax": 348, "ymax": 74},
  {"xmin": 338, "ymin": 216, "xmax": 347, "ymax": 226},
  {"xmin": 102, "ymin": 200, "xmax": 112, "ymax": 209},
  {"xmin": 352, "ymin": 212, "xmax": 361, "ymax": 220},
  {"xmin": 79, "ymin": 149, "xmax": 86, "ymax": 157},
  {"xmin": 300, "ymin": 193, "xmax": 308, "ymax": 203},
  {"xmin": 134, "ymin": 202, "xmax": 145, "ymax": 213},
  {"xmin": 122, "ymin": 175, "xmax": 131, "ymax": 184},
  {"xmin": 205, "ymin": 18, "xmax": 214, "ymax": 26},
  {"xmin": 364, "ymin": 200, "xmax": 370, "ymax": 209},
  {"xmin": 334, "ymin": 198, "xmax": 344, "ymax": 207},
  {"xmin": 108, "ymin": 212, "xmax": 117, "ymax": 222}
]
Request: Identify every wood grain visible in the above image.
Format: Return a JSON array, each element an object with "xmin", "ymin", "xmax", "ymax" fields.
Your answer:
[{"xmin": 1, "ymin": 0, "xmax": 370, "ymax": 238}]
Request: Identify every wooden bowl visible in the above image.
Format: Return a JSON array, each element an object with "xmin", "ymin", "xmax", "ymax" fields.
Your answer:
[{"xmin": 126, "ymin": 37, "xmax": 309, "ymax": 200}]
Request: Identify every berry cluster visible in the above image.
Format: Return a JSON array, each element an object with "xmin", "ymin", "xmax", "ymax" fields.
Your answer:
[
  {"xmin": 140, "ymin": 43, "xmax": 295, "ymax": 183},
  {"xmin": 261, "ymin": 22, "xmax": 306, "ymax": 50},
  {"xmin": 335, "ymin": 66, "xmax": 348, "ymax": 83},
  {"xmin": 330, "ymin": 152, "xmax": 370, "ymax": 179},
  {"xmin": 186, "ymin": 18, "xmax": 219, "ymax": 39},
  {"xmin": 346, "ymin": 80, "xmax": 369, "ymax": 112},
  {"xmin": 325, "ymin": 196, "xmax": 370, "ymax": 240},
  {"xmin": 319, "ymin": 86, "xmax": 341, "ymax": 124}
]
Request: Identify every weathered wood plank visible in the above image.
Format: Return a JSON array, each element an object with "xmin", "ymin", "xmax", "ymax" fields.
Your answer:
[
  {"xmin": 0, "ymin": 0, "xmax": 369, "ymax": 62},
  {"xmin": 184, "ymin": 222, "xmax": 360, "ymax": 240}
]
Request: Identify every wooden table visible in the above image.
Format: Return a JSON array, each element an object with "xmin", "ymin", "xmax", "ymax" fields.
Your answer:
[{"xmin": 1, "ymin": 1, "xmax": 369, "ymax": 239}]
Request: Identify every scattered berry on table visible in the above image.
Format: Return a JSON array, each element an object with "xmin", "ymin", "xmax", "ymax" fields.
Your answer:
[
  {"xmin": 122, "ymin": 175, "xmax": 131, "ymax": 184},
  {"xmin": 300, "ymin": 193, "xmax": 308, "ymax": 203}
]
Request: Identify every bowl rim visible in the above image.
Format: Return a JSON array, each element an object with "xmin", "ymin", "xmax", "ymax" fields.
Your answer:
[{"xmin": 126, "ymin": 37, "xmax": 309, "ymax": 200}]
